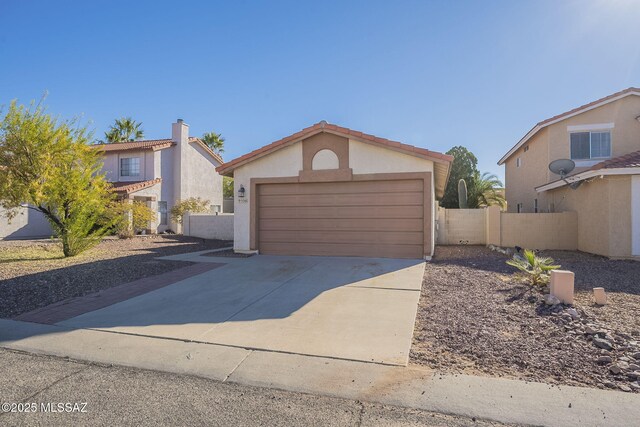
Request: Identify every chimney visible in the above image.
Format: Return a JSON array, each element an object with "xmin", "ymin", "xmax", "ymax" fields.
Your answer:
[{"xmin": 172, "ymin": 118, "xmax": 189, "ymax": 144}]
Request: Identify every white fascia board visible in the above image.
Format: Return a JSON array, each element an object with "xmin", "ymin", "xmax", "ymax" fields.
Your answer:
[
  {"xmin": 536, "ymin": 167, "xmax": 640, "ymax": 192},
  {"xmin": 567, "ymin": 123, "xmax": 614, "ymax": 132},
  {"xmin": 498, "ymin": 91, "xmax": 640, "ymax": 166}
]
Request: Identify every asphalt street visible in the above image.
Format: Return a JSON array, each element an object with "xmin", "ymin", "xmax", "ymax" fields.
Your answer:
[{"xmin": 0, "ymin": 348, "xmax": 508, "ymax": 426}]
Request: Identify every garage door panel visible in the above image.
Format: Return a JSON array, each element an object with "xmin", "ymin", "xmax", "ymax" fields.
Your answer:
[
  {"xmin": 259, "ymin": 218, "xmax": 424, "ymax": 232},
  {"xmin": 260, "ymin": 242, "xmax": 424, "ymax": 259},
  {"xmin": 259, "ymin": 205, "xmax": 423, "ymax": 220},
  {"xmin": 258, "ymin": 180, "xmax": 424, "ymax": 195},
  {"xmin": 257, "ymin": 179, "xmax": 427, "ymax": 259},
  {"xmin": 259, "ymin": 192, "xmax": 423, "ymax": 208},
  {"xmin": 260, "ymin": 230, "xmax": 424, "ymax": 245}
]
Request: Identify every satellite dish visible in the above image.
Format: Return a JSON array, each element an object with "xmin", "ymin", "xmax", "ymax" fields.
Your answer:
[{"xmin": 549, "ymin": 159, "xmax": 575, "ymax": 178}]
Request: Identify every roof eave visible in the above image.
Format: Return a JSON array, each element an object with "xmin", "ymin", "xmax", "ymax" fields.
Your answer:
[{"xmin": 536, "ymin": 167, "xmax": 640, "ymax": 192}]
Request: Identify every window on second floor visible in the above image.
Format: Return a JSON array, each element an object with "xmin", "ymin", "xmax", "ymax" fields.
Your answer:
[
  {"xmin": 120, "ymin": 157, "xmax": 140, "ymax": 177},
  {"xmin": 570, "ymin": 131, "xmax": 611, "ymax": 160}
]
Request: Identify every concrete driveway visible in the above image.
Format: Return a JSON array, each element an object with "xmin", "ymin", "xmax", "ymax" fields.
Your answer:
[{"xmin": 58, "ymin": 255, "xmax": 425, "ymax": 365}]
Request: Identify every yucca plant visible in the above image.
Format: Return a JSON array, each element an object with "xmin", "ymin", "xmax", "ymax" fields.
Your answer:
[{"xmin": 506, "ymin": 249, "xmax": 560, "ymax": 287}]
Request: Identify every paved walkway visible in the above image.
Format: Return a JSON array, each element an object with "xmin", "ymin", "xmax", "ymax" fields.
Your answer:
[{"xmin": 1, "ymin": 319, "xmax": 639, "ymax": 427}]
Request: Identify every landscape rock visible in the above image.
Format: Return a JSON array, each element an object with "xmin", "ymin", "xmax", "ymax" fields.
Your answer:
[
  {"xmin": 544, "ymin": 294, "xmax": 561, "ymax": 306},
  {"xmin": 629, "ymin": 363, "xmax": 640, "ymax": 371},
  {"xmin": 610, "ymin": 365, "xmax": 623, "ymax": 375},
  {"xmin": 566, "ymin": 308, "xmax": 580, "ymax": 319},
  {"xmin": 596, "ymin": 356, "xmax": 612, "ymax": 364},
  {"xmin": 619, "ymin": 385, "xmax": 632, "ymax": 392},
  {"xmin": 627, "ymin": 371, "xmax": 640, "ymax": 380},
  {"xmin": 632, "ymin": 352, "xmax": 640, "ymax": 360},
  {"xmin": 593, "ymin": 337, "xmax": 613, "ymax": 351}
]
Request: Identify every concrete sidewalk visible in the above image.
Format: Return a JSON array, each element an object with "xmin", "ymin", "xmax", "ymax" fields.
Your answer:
[{"xmin": 1, "ymin": 319, "xmax": 638, "ymax": 427}]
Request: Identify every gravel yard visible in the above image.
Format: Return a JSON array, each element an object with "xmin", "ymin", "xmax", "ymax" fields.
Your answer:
[
  {"xmin": 0, "ymin": 236, "xmax": 232, "ymax": 319},
  {"xmin": 411, "ymin": 246, "xmax": 640, "ymax": 393}
]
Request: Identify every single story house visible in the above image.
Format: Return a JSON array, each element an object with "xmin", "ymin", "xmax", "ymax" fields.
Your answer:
[{"xmin": 216, "ymin": 121, "xmax": 453, "ymax": 259}]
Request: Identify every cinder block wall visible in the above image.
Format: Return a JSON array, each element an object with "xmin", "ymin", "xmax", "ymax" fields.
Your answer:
[
  {"xmin": 183, "ymin": 213, "xmax": 234, "ymax": 241},
  {"xmin": 437, "ymin": 206, "xmax": 578, "ymax": 250}
]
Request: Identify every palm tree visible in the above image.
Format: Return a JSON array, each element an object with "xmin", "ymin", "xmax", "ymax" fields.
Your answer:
[
  {"xmin": 201, "ymin": 131, "xmax": 225, "ymax": 154},
  {"xmin": 468, "ymin": 172, "xmax": 506, "ymax": 208},
  {"xmin": 103, "ymin": 117, "xmax": 144, "ymax": 143}
]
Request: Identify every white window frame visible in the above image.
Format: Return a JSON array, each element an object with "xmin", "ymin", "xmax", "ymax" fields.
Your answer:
[{"xmin": 569, "ymin": 129, "xmax": 612, "ymax": 163}]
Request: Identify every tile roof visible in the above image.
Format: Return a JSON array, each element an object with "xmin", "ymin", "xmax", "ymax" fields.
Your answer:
[
  {"xmin": 93, "ymin": 139, "xmax": 175, "ymax": 152},
  {"xmin": 591, "ymin": 150, "xmax": 640, "ymax": 170},
  {"xmin": 109, "ymin": 178, "xmax": 162, "ymax": 194},
  {"xmin": 216, "ymin": 121, "xmax": 453, "ymax": 175},
  {"xmin": 93, "ymin": 137, "xmax": 223, "ymax": 164},
  {"xmin": 499, "ymin": 87, "xmax": 640, "ymax": 165}
]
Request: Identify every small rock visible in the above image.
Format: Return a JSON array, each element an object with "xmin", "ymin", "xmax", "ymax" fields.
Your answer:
[
  {"xmin": 602, "ymin": 380, "xmax": 616, "ymax": 388},
  {"xmin": 597, "ymin": 356, "xmax": 612, "ymax": 364},
  {"xmin": 629, "ymin": 363, "xmax": 640, "ymax": 371},
  {"xmin": 566, "ymin": 308, "xmax": 580, "ymax": 319},
  {"xmin": 610, "ymin": 365, "xmax": 622, "ymax": 375},
  {"xmin": 618, "ymin": 361, "xmax": 630, "ymax": 370},
  {"xmin": 632, "ymin": 352, "xmax": 640, "ymax": 360},
  {"xmin": 544, "ymin": 294, "xmax": 561, "ymax": 306},
  {"xmin": 630, "ymin": 383, "xmax": 640, "ymax": 391},
  {"xmin": 619, "ymin": 385, "xmax": 632, "ymax": 392},
  {"xmin": 627, "ymin": 371, "xmax": 640, "ymax": 380},
  {"xmin": 593, "ymin": 337, "xmax": 613, "ymax": 351},
  {"xmin": 584, "ymin": 326, "xmax": 597, "ymax": 335},
  {"xmin": 619, "ymin": 356, "xmax": 630, "ymax": 363}
]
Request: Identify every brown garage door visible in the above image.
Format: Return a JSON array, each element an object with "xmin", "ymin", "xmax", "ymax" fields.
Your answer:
[{"xmin": 257, "ymin": 179, "xmax": 426, "ymax": 258}]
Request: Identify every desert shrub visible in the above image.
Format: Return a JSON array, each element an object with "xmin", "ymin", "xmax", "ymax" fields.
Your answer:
[
  {"xmin": 506, "ymin": 249, "xmax": 560, "ymax": 287},
  {"xmin": 105, "ymin": 201, "xmax": 155, "ymax": 239},
  {"xmin": 170, "ymin": 197, "xmax": 210, "ymax": 225}
]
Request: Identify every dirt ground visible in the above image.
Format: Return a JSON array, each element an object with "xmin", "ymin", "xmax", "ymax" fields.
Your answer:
[
  {"xmin": 411, "ymin": 245, "xmax": 640, "ymax": 392},
  {"xmin": 0, "ymin": 236, "xmax": 232, "ymax": 318}
]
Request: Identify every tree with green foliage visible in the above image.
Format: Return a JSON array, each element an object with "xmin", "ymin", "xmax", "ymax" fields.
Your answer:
[
  {"xmin": 202, "ymin": 131, "xmax": 225, "ymax": 154},
  {"xmin": 170, "ymin": 197, "xmax": 211, "ymax": 225},
  {"xmin": 0, "ymin": 100, "xmax": 115, "ymax": 257},
  {"xmin": 223, "ymin": 176, "xmax": 234, "ymax": 198},
  {"xmin": 467, "ymin": 172, "xmax": 505, "ymax": 208},
  {"xmin": 103, "ymin": 117, "xmax": 144, "ymax": 143},
  {"xmin": 441, "ymin": 146, "xmax": 479, "ymax": 208}
]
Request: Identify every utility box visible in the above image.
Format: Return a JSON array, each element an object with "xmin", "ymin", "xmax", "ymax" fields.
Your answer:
[{"xmin": 550, "ymin": 270, "xmax": 575, "ymax": 305}]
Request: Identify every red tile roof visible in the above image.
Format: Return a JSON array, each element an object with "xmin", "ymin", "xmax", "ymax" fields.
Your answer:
[
  {"xmin": 109, "ymin": 178, "xmax": 162, "ymax": 195},
  {"xmin": 93, "ymin": 137, "xmax": 223, "ymax": 164},
  {"xmin": 94, "ymin": 139, "xmax": 175, "ymax": 152},
  {"xmin": 216, "ymin": 121, "xmax": 453, "ymax": 175},
  {"xmin": 591, "ymin": 150, "xmax": 640, "ymax": 170}
]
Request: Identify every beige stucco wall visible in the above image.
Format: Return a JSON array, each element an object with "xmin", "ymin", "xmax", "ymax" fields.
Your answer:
[
  {"xmin": 504, "ymin": 94, "xmax": 640, "ymax": 213},
  {"xmin": 233, "ymin": 143, "xmax": 303, "ymax": 251},
  {"xmin": 549, "ymin": 175, "xmax": 632, "ymax": 257},
  {"xmin": 0, "ymin": 207, "xmax": 52, "ymax": 240},
  {"xmin": 500, "ymin": 212, "xmax": 577, "ymax": 250},
  {"xmin": 231, "ymin": 137, "xmax": 436, "ymax": 254},
  {"xmin": 504, "ymin": 128, "xmax": 551, "ymax": 213}
]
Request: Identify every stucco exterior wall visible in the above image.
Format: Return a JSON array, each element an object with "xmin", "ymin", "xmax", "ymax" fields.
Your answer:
[
  {"xmin": 549, "ymin": 175, "xmax": 632, "ymax": 257},
  {"xmin": 500, "ymin": 212, "xmax": 577, "ymax": 250},
  {"xmin": 233, "ymin": 143, "xmax": 303, "ymax": 251},
  {"xmin": 101, "ymin": 150, "xmax": 154, "ymax": 182},
  {"xmin": 0, "ymin": 207, "xmax": 52, "ymax": 240},
  {"xmin": 504, "ymin": 128, "xmax": 550, "ymax": 212},
  {"xmin": 183, "ymin": 142, "xmax": 222, "ymax": 211}
]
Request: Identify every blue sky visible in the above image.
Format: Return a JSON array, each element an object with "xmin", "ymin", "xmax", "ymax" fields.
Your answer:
[{"xmin": 1, "ymin": 0, "xmax": 639, "ymax": 181}]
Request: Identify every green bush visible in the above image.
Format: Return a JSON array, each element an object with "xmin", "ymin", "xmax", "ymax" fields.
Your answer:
[
  {"xmin": 506, "ymin": 249, "xmax": 560, "ymax": 287},
  {"xmin": 170, "ymin": 197, "xmax": 210, "ymax": 225},
  {"xmin": 105, "ymin": 201, "xmax": 155, "ymax": 239}
]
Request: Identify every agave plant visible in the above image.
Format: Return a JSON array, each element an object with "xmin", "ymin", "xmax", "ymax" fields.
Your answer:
[{"xmin": 506, "ymin": 249, "xmax": 560, "ymax": 287}]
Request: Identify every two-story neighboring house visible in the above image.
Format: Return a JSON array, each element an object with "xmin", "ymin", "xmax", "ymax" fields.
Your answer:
[
  {"xmin": 498, "ymin": 87, "xmax": 640, "ymax": 258},
  {"xmin": 94, "ymin": 119, "xmax": 224, "ymax": 233}
]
